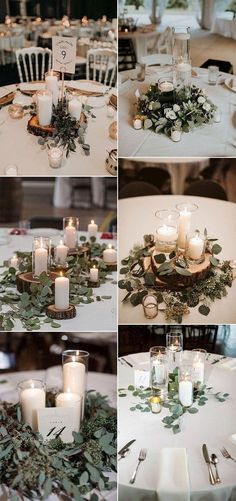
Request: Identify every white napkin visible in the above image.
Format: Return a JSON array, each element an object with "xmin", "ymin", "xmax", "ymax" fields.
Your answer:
[
  {"xmin": 128, "ymin": 352, "xmax": 149, "ymax": 369},
  {"xmin": 156, "ymin": 448, "xmax": 190, "ymax": 501},
  {"xmin": 218, "ymin": 359, "xmax": 236, "ymax": 371}
]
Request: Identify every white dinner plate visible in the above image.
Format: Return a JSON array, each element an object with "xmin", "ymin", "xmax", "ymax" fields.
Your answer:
[
  {"xmin": 28, "ymin": 228, "xmax": 61, "ymax": 237},
  {"xmin": 0, "ymin": 86, "xmax": 15, "ymax": 99},
  {"xmin": 19, "ymin": 82, "xmax": 45, "ymax": 93},
  {"xmin": 225, "ymin": 77, "xmax": 236, "ymax": 93},
  {"xmin": 66, "ymin": 80, "xmax": 107, "ymax": 94}
]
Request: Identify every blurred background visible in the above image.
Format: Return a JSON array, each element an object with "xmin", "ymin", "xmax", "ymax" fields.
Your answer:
[
  {"xmin": 119, "ymin": 325, "xmax": 236, "ymax": 358},
  {"xmin": 0, "ymin": 176, "xmax": 117, "ymax": 230},
  {"xmin": 119, "ymin": 158, "xmax": 236, "ymax": 202}
]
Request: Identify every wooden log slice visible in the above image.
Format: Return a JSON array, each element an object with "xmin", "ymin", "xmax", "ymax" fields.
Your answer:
[
  {"xmin": 87, "ymin": 280, "xmax": 101, "ymax": 288},
  {"xmin": 143, "ymin": 247, "xmax": 211, "ymax": 291},
  {"xmin": 46, "ymin": 304, "xmax": 76, "ymax": 320},
  {"xmin": 16, "ymin": 272, "xmax": 60, "ymax": 294},
  {"xmin": 103, "ymin": 262, "xmax": 117, "ymax": 272},
  {"xmin": 27, "ymin": 115, "xmax": 54, "ymax": 137},
  {"xmin": 68, "ymin": 244, "xmax": 91, "ymax": 258}
]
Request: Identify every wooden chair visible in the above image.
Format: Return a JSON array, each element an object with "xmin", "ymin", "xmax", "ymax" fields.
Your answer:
[
  {"xmin": 15, "ymin": 47, "xmax": 52, "ymax": 83},
  {"xmin": 118, "ymin": 37, "xmax": 136, "ymax": 71},
  {"xmin": 184, "ymin": 180, "xmax": 228, "ymax": 201},
  {"xmin": 119, "ymin": 181, "xmax": 161, "ymax": 199},
  {"xmin": 86, "ymin": 48, "xmax": 117, "ymax": 86}
]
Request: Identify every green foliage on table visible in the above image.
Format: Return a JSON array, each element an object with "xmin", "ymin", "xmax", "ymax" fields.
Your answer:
[
  {"xmin": 137, "ymin": 85, "xmax": 217, "ymax": 138},
  {"xmin": 0, "ymin": 237, "xmax": 115, "ymax": 331},
  {"xmin": 0, "ymin": 390, "xmax": 116, "ymax": 501},
  {"xmin": 118, "ymin": 232, "xmax": 234, "ymax": 323},
  {"xmin": 167, "ymin": 0, "xmax": 188, "ymax": 9},
  {"xmin": 118, "ymin": 384, "xmax": 230, "ymax": 434}
]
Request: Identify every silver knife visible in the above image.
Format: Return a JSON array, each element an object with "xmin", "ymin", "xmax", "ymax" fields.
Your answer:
[
  {"xmin": 212, "ymin": 356, "xmax": 227, "ymax": 365},
  {"xmin": 118, "ymin": 439, "xmax": 136, "ymax": 456},
  {"xmin": 202, "ymin": 444, "xmax": 216, "ymax": 485}
]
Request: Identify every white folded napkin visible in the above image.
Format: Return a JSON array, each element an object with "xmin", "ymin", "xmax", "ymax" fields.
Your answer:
[
  {"xmin": 219, "ymin": 359, "xmax": 236, "ymax": 371},
  {"xmin": 156, "ymin": 448, "xmax": 190, "ymax": 501}
]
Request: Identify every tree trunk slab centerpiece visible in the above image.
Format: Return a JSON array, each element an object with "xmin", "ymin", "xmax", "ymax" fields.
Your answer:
[
  {"xmin": 143, "ymin": 246, "xmax": 211, "ymax": 291},
  {"xmin": 46, "ymin": 303, "xmax": 76, "ymax": 320},
  {"xmin": 16, "ymin": 272, "xmax": 60, "ymax": 294}
]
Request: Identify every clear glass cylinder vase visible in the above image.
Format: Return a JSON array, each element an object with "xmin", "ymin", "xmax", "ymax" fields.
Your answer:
[
  {"xmin": 172, "ymin": 26, "xmax": 191, "ymax": 62},
  {"xmin": 32, "ymin": 236, "xmax": 51, "ymax": 278},
  {"xmin": 62, "ymin": 350, "xmax": 89, "ymax": 418},
  {"xmin": 150, "ymin": 346, "xmax": 168, "ymax": 396},
  {"xmin": 63, "ymin": 217, "xmax": 79, "ymax": 250}
]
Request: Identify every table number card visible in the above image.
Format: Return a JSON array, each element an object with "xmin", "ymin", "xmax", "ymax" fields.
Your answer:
[
  {"xmin": 134, "ymin": 369, "xmax": 150, "ymax": 388},
  {"xmin": 37, "ymin": 407, "xmax": 79, "ymax": 443},
  {"xmin": 52, "ymin": 36, "xmax": 76, "ymax": 74}
]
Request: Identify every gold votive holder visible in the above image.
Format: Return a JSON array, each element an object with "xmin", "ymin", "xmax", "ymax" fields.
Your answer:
[
  {"xmin": 142, "ymin": 295, "xmax": 158, "ymax": 319},
  {"xmin": 149, "ymin": 395, "xmax": 163, "ymax": 414}
]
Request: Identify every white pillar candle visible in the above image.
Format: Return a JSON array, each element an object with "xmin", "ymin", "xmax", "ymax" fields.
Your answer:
[
  {"xmin": 192, "ymin": 360, "xmax": 204, "ymax": 386},
  {"xmin": 55, "ymin": 241, "xmax": 68, "ymax": 265},
  {"xmin": 159, "ymin": 81, "xmax": 174, "ymax": 92},
  {"xmin": 171, "ymin": 129, "xmax": 181, "ymax": 142},
  {"xmin": 188, "ymin": 235, "xmax": 204, "ymax": 260},
  {"xmin": 157, "ymin": 225, "xmax": 178, "ymax": 243},
  {"xmin": 68, "ymin": 99, "xmax": 82, "ymax": 121},
  {"xmin": 64, "ymin": 224, "xmax": 77, "ymax": 249},
  {"xmin": 35, "ymin": 247, "xmax": 48, "ymax": 276},
  {"xmin": 179, "ymin": 380, "xmax": 193, "ymax": 407},
  {"xmin": 37, "ymin": 91, "xmax": 52, "ymax": 127},
  {"xmin": 56, "ymin": 392, "xmax": 82, "ymax": 431},
  {"xmin": 178, "ymin": 208, "xmax": 191, "ymax": 249},
  {"xmin": 90, "ymin": 265, "xmax": 99, "ymax": 282},
  {"xmin": 63, "ymin": 360, "xmax": 86, "ymax": 412},
  {"xmin": 55, "ymin": 275, "xmax": 69, "ymax": 310},
  {"xmin": 177, "ymin": 62, "xmax": 192, "ymax": 82},
  {"xmin": 45, "ymin": 73, "xmax": 59, "ymax": 106},
  {"xmin": 153, "ymin": 359, "xmax": 165, "ymax": 385},
  {"xmin": 133, "ymin": 118, "xmax": 142, "ymax": 130},
  {"xmin": 88, "ymin": 219, "xmax": 98, "ymax": 238},
  {"xmin": 103, "ymin": 245, "xmax": 117, "ymax": 263},
  {"xmin": 48, "ymin": 147, "xmax": 63, "ymax": 168},
  {"xmin": 107, "ymin": 105, "xmax": 115, "ymax": 118},
  {"xmin": 20, "ymin": 386, "xmax": 45, "ymax": 431},
  {"xmin": 9, "ymin": 254, "xmax": 19, "ymax": 269}
]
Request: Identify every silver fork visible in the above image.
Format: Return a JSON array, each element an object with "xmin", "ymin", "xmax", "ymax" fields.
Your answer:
[
  {"xmin": 221, "ymin": 447, "xmax": 236, "ymax": 463},
  {"xmin": 130, "ymin": 448, "xmax": 147, "ymax": 484}
]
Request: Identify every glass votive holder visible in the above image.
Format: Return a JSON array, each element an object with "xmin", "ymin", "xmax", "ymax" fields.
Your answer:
[
  {"xmin": 56, "ymin": 392, "xmax": 82, "ymax": 430},
  {"xmin": 175, "ymin": 58, "xmax": 192, "ymax": 88},
  {"xmin": 142, "ymin": 294, "xmax": 158, "ymax": 319},
  {"xmin": 176, "ymin": 202, "xmax": 198, "ymax": 251},
  {"xmin": 4, "ymin": 164, "xmax": 18, "ymax": 176},
  {"xmin": 62, "ymin": 350, "xmax": 89, "ymax": 418},
  {"xmin": 36, "ymin": 89, "xmax": 53, "ymax": 127},
  {"xmin": 68, "ymin": 95, "xmax": 82, "ymax": 121},
  {"xmin": 63, "ymin": 217, "xmax": 79, "ymax": 250},
  {"xmin": 136, "ymin": 62, "xmax": 146, "ymax": 82},
  {"xmin": 17, "ymin": 379, "xmax": 46, "ymax": 432},
  {"xmin": 45, "ymin": 70, "xmax": 60, "ymax": 107},
  {"xmin": 158, "ymin": 77, "xmax": 174, "ymax": 94},
  {"xmin": 8, "ymin": 253, "xmax": 19, "ymax": 269},
  {"xmin": 208, "ymin": 65, "xmax": 219, "ymax": 85},
  {"xmin": 166, "ymin": 332, "xmax": 183, "ymax": 372},
  {"xmin": 192, "ymin": 349, "xmax": 207, "ymax": 387},
  {"xmin": 155, "ymin": 210, "xmax": 179, "ymax": 256},
  {"xmin": 150, "ymin": 346, "xmax": 168, "ymax": 393},
  {"xmin": 54, "ymin": 239, "xmax": 68, "ymax": 267},
  {"xmin": 47, "ymin": 146, "xmax": 63, "ymax": 169},
  {"xmin": 186, "ymin": 230, "xmax": 206, "ymax": 264},
  {"xmin": 149, "ymin": 394, "xmax": 164, "ymax": 414},
  {"xmin": 8, "ymin": 103, "xmax": 24, "ymax": 119},
  {"xmin": 178, "ymin": 366, "xmax": 193, "ymax": 407},
  {"xmin": 32, "ymin": 236, "xmax": 51, "ymax": 278}
]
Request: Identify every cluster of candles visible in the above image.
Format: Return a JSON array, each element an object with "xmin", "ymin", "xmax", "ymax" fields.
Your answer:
[
  {"xmin": 18, "ymin": 350, "xmax": 88, "ymax": 433},
  {"xmin": 149, "ymin": 334, "xmax": 206, "ymax": 412},
  {"xmin": 9, "ymin": 217, "xmax": 117, "ymax": 311},
  {"xmin": 156, "ymin": 203, "xmax": 205, "ymax": 263}
]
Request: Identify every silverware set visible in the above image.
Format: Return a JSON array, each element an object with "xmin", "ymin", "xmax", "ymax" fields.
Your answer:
[
  {"xmin": 118, "ymin": 357, "xmax": 133, "ymax": 368},
  {"xmin": 118, "ymin": 441, "xmax": 147, "ymax": 484},
  {"xmin": 206, "ymin": 353, "xmax": 227, "ymax": 364},
  {"xmin": 202, "ymin": 444, "xmax": 221, "ymax": 484}
]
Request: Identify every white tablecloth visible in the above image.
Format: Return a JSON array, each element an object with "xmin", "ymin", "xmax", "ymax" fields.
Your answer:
[
  {"xmin": 0, "ymin": 368, "xmax": 116, "ymax": 501},
  {"xmin": 212, "ymin": 17, "xmax": 236, "ymax": 40},
  {"xmin": 118, "ymin": 352, "xmax": 236, "ymax": 501},
  {"xmin": 119, "ymin": 29, "xmax": 159, "ymax": 61},
  {"xmin": 0, "ymin": 231, "xmax": 117, "ymax": 332},
  {"xmin": 119, "ymin": 67, "xmax": 236, "ymax": 157},
  {"xmin": 119, "ymin": 195, "xmax": 236, "ymax": 325},
  {"xmin": 0, "ymin": 83, "xmax": 116, "ymax": 176}
]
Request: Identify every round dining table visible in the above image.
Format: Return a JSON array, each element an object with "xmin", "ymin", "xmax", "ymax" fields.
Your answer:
[
  {"xmin": 119, "ymin": 66, "xmax": 236, "ymax": 157},
  {"xmin": 119, "ymin": 195, "xmax": 236, "ymax": 325},
  {"xmin": 118, "ymin": 351, "xmax": 236, "ymax": 501},
  {"xmin": 0, "ymin": 81, "xmax": 117, "ymax": 176},
  {"xmin": 0, "ymin": 367, "xmax": 117, "ymax": 501},
  {"xmin": 0, "ymin": 230, "xmax": 117, "ymax": 332}
]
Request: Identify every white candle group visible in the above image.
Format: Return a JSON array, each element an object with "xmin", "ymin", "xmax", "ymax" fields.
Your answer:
[
  {"xmin": 55, "ymin": 241, "xmax": 68, "ymax": 265},
  {"xmin": 88, "ymin": 219, "xmax": 98, "ymax": 238},
  {"xmin": 55, "ymin": 275, "xmax": 69, "ymax": 310},
  {"xmin": 90, "ymin": 265, "xmax": 99, "ymax": 282},
  {"xmin": 157, "ymin": 225, "xmax": 178, "ymax": 243},
  {"xmin": 179, "ymin": 378, "xmax": 193, "ymax": 407},
  {"xmin": 103, "ymin": 245, "xmax": 117, "ymax": 263},
  {"xmin": 35, "ymin": 246, "xmax": 48, "ymax": 276},
  {"xmin": 45, "ymin": 72, "xmax": 59, "ymax": 107},
  {"xmin": 178, "ymin": 208, "xmax": 192, "ymax": 249},
  {"xmin": 37, "ymin": 91, "xmax": 52, "ymax": 127},
  {"xmin": 68, "ymin": 99, "xmax": 82, "ymax": 121},
  {"xmin": 188, "ymin": 234, "xmax": 204, "ymax": 260},
  {"xmin": 20, "ymin": 383, "xmax": 45, "ymax": 431},
  {"xmin": 64, "ymin": 222, "xmax": 77, "ymax": 249}
]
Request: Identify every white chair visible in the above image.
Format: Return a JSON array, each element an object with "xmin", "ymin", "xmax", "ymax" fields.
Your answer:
[
  {"xmin": 86, "ymin": 48, "xmax": 117, "ymax": 86},
  {"xmin": 15, "ymin": 47, "xmax": 52, "ymax": 82},
  {"xmin": 148, "ymin": 26, "xmax": 172, "ymax": 55}
]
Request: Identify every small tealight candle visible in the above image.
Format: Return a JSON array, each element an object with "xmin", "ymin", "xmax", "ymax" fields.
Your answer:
[
  {"xmin": 88, "ymin": 219, "xmax": 98, "ymax": 238},
  {"xmin": 214, "ymin": 110, "xmax": 221, "ymax": 123},
  {"xmin": 68, "ymin": 98, "xmax": 82, "ymax": 121},
  {"xmin": 9, "ymin": 254, "xmax": 19, "ymax": 269},
  {"xmin": 4, "ymin": 164, "xmax": 18, "ymax": 176},
  {"xmin": 55, "ymin": 274, "xmax": 70, "ymax": 310},
  {"xmin": 103, "ymin": 244, "xmax": 117, "ymax": 263},
  {"xmin": 133, "ymin": 117, "xmax": 142, "ymax": 129},
  {"xmin": 90, "ymin": 265, "xmax": 99, "ymax": 282},
  {"xmin": 171, "ymin": 129, "xmax": 181, "ymax": 142},
  {"xmin": 159, "ymin": 81, "xmax": 174, "ymax": 93},
  {"xmin": 54, "ymin": 240, "xmax": 68, "ymax": 265},
  {"xmin": 107, "ymin": 105, "xmax": 115, "ymax": 118},
  {"xmin": 149, "ymin": 396, "xmax": 163, "ymax": 414},
  {"xmin": 157, "ymin": 225, "xmax": 178, "ymax": 243},
  {"xmin": 188, "ymin": 231, "xmax": 204, "ymax": 261},
  {"xmin": 47, "ymin": 147, "xmax": 63, "ymax": 169}
]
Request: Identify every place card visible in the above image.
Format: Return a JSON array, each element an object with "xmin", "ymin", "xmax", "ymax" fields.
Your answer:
[
  {"xmin": 37, "ymin": 407, "xmax": 79, "ymax": 443},
  {"xmin": 52, "ymin": 36, "xmax": 76, "ymax": 74},
  {"xmin": 134, "ymin": 369, "xmax": 150, "ymax": 388}
]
